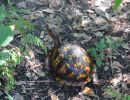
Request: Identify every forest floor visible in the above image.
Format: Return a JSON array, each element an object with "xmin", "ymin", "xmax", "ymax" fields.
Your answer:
[{"xmin": 1, "ymin": 0, "xmax": 130, "ymax": 100}]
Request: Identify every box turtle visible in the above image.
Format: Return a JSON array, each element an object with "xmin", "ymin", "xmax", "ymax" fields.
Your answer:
[{"xmin": 46, "ymin": 25, "xmax": 96, "ymax": 89}]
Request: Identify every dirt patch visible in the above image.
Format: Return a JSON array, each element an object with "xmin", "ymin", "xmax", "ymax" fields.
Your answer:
[{"xmin": 0, "ymin": 0, "xmax": 130, "ymax": 100}]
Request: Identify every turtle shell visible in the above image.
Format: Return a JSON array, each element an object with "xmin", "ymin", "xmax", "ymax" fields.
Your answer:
[{"xmin": 49, "ymin": 43, "xmax": 94, "ymax": 86}]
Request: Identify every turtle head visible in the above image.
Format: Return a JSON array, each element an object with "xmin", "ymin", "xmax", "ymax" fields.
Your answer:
[{"xmin": 46, "ymin": 24, "xmax": 61, "ymax": 47}]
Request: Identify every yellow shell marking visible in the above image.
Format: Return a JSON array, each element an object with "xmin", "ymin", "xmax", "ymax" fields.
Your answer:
[
  {"xmin": 64, "ymin": 46, "xmax": 70, "ymax": 51},
  {"xmin": 83, "ymin": 55, "xmax": 91, "ymax": 63},
  {"xmin": 65, "ymin": 63, "xmax": 70, "ymax": 68},
  {"xmin": 69, "ymin": 53, "xmax": 76, "ymax": 59},
  {"xmin": 64, "ymin": 45, "xmax": 70, "ymax": 51},
  {"xmin": 74, "ymin": 62, "xmax": 82, "ymax": 68},
  {"xmin": 86, "ymin": 67, "xmax": 90, "ymax": 73},
  {"xmin": 51, "ymin": 48, "xmax": 58, "ymax": 59},
  {"xmin": 74, "ymin": 63, "xmax": 78, "ymax": 68},
  {"xmin": 77, "ymin": 74, "xmax": 86, "ymax": 80},
  {"xmin": 52, "ymin": 54, "xmax": 64, "ymax": 67},
  {"xmin": 80, "ymin": 47, "xmax": 86, "ymax": 52},
  {"xmin": 58, "ymin": 65, "xmax": 67, "ymax": 74},
  {"xmin": 80, "ymin": 65, "xmax": 84, "ymax": 69},
  {"xmin": 68, "ymin": 72, "xmax": 75, "ymax": 78},
  {"xmin": 55, "ymin": 77, "xmax": 64, "ymax": 84}
]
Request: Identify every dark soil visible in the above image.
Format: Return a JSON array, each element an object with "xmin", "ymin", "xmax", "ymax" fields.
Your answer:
[{"xmin": 1, "ymin": 0, "xmax": 130, "ymax": 100}]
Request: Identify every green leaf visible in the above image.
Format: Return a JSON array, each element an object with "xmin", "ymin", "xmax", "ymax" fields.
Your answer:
[
  {"xmin": 96, "ymin": 39, "xmax": 106, "ymax": 51},
  {"xmin": 21, "ymin": 33, "xmax": 47, "ymax": 54},
  {"xmin": 96, "ymin": 57, "xmax": 102, "ymax": 67},
  {"xmin": 0, "ymin": 60, "xmax": 6, "ymax": 65},
  {"xmin": 0, "ymin": 50, "xmax": 10, "ymax": 60},
  {"xmin": 105, "ymin": 36, "xmax": 113, "ymax": 44},
  {"xmin": 0, "ymin": 50, "xmax": 10, "ymax": 65},
  {"xmin": 7, "ymin": 94, "xmax": 13, "ymax": 100},
  {"xmin": 113, "ymin": 0, "xmax": 122, "ymax": 10},
  {"xmin": 98, "ymin": 53, "xmax": 104, "ymax": 59},
  {"xmin": 88, "ymin": 48, "xmax": 97, "ymax": 59},
  {"xmin": 127, "ymin": 96, "xmax": 130, "ymax": 100},
  {"xmin": 41, "ymin": 45, "xmax": 47, "ymax": 54},
  {"xmin": 0, "ymin": 25, "xmax": 14, "ymax": 47},
  {"xmin": 0, "ymin": 5, "xmax": 6, "ymax": 22},
  {"xmin": 122, "ymin": 95, "xmax": 127, "ymax": 100},
  {"xmin": 15, "ymin": 17, "xmax": 35, "ymax": 33}
]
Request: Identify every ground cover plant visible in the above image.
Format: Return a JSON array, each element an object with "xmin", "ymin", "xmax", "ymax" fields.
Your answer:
[{"xmin": 0, "ymin": 0, "xmax": 130, "ymax": 100}]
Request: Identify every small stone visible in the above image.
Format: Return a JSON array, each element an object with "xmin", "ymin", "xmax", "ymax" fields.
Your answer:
[
  {"xmin": 16, "ymin": 1, "xmax": 26, "ymax": 8},
  {"xmin": 80, "ymin": 16, "xmax": 91, "ymax": 27},
  {"xmin": 86, "ymin": 9, "xmax": 94, "ymax": 13},
  {"xmin": 94, "ymin": 17, "xmax": 107, "ymax": 24},
  {"xmin": 95, "ymin": 8, "xmax": 106, "ymax": 17},
  {"xmin": 13, "ymin": 93, "xmax": 24, "ymax": 100},
  {"xmin": 94, "ymin": 31, "xmax": 103, "ymax": 37},
  {"xmin": 105, "ymin": 12, "xmax": 118, "ymax": 22}
]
